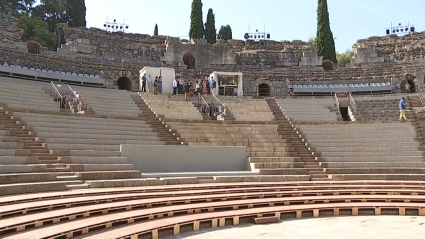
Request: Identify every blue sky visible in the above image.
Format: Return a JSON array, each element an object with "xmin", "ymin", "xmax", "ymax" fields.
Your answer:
[{"xmin": 83, "ymin": 0, "xmax": 424, "ymax": 52}]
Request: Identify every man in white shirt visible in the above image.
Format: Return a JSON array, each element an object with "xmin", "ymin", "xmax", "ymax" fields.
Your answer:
[{"xmin": 172, "ymin": 78, "xmax": 178, "ymax": 95}]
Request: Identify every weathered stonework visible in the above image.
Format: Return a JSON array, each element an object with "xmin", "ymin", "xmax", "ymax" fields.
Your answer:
[
  {"xmin": 2, "ymin": 7, "xmax": 425, "ymax": 97},
  {"xmin": 347, "ymin": 47, "xmax": 384, "ymax": 66},
  {"xmin": 161, "ymin": 37, "xmax": 237, "ymax": 66},
  {"xmin": 0, "ymin": 11, "xmax": 22, "ymax": 42},
  {"xmin": 353, "ymin": 32, "xmax": 425, "ymax": 61},
  {"xmin": 299, "ymin": 51, "xmax": 323, "ymax": 67}
]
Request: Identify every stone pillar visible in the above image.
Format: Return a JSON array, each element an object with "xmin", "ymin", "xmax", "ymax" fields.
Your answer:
[
  {"xmin": 347, "ymin": 47, "xmax": 384, "ymax": 66},
  {"xmin": 299, "ymin": 51, "xmax": 323, "ymax": 67}
]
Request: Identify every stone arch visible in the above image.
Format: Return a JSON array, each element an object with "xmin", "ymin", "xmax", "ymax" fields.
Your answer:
[
  {"xmin": 117, "ymin": 77, "xmax": 132, "ymax": 91},
  {"xmin": 257, "ymin": 83, "xmax": 271, "ymax": 97},
  {"xmin": 183, "ymin": 52, "xmax": 195, "ymax": 69},
  {"xmin": 26, "ymin": 40, "xmax": 41, "ymax": 54},
  {"xmin": 408, "ymin": 79, "xmax": 416, "ymax": 93},
  {"xmin": 255, "ymin": 78, "xmax": 274, "ymax": 97}
]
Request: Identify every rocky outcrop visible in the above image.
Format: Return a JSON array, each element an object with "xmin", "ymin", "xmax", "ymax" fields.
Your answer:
[
  {"xmin": 0, "ymin": 11, "xmax": 22, "ymax": 42},
  {"xmin": 353, "ymin": 32, "xmax": 425, "ymax": 61}
]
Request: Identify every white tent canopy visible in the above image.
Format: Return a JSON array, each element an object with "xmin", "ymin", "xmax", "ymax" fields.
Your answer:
[{"xmin": 209, "ymin": 71, "xmax": 243, "ymax": 97}]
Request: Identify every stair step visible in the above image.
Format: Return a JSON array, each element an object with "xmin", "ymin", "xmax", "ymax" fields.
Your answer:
[
  {"xmin": 66, "ymin": 184, "xmax": 90, "ymax": 189},
  {"xmin": 57, "ymin": 175, "xmax": 79, "ymax": 180}
]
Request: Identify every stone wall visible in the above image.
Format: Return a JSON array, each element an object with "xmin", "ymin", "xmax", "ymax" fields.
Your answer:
[
  {"xmin": 0, "ymin": 11, "xmax": 22, "ymax": 42},
  {"xmin": 353, "ymin": 32, "xmax": 425, "ymax": 61},
  {"xmin": 59, "ymin": 24, "xmax": 166, "ymax": 63},
  {"xmin": 233, "ymin": 40, "xmax": 313, "ymax": 67},
  {"xmin": 59, "ymin": 25, "xmax": 313, "ymax": 68}
]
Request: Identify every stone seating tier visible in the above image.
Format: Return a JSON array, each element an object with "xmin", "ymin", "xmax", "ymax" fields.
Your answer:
[
  {"xmin": 277, "ymin": 99, "xmax": 338, "ymax": 122},
  {"xmin": 218, "ymin": 97, "xmax": 275, "ymax": 122},
  {"xmin": 141, "ymin": 93, "xmax": 204, "ymax": 120},
  {"xmin": 2, "ymin": 182, "xmax": 425, "ymax": 238},
  {"xmin": 73, "ymin": 86, "xmax": 142, "ymax": 118},
  {"xmin": 0, "ymin": 77, "xmax": 59, "ymax": 112},
  {"xmin": 298, "ymin": 123, "xmax": 424, "ymax": 180}
]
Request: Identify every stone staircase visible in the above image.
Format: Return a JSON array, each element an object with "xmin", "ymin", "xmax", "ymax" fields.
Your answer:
[
  {"xmin": 0, "ymin": 106, "xmax": 88, "ymax": 189},
  {"xmin": 267, "ymin": 99, "xmax": 329, "ymax": 181},
  {"xmin": 131, "ymin": 92, "xmax": 184, "ymax": 145}
]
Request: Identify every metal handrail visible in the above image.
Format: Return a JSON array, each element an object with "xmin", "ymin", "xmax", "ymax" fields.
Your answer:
[
  {"xmin": 334, "ymin": 93, "xmax": 340, "ymax": 113},
  {"xmin": 211, "ymin": 94, "xmax": 226, "ymax": 119},
  {"xmin": 348, "ymin": 92, "xmax": 357, "ymax": 113},
  {"xmin": 198, "ymin": 93, "xmax": 210, "ymax": 116},
  {"xmin": 66, "ymin": 85, "xmax": 80, "ymax": 101},
  {"xmin": 64, "ymin": 85, "xmax": 89, "ymax": 113},
  {"xmin": 49, "ymin": 82, "xmax": 65, "ymax": 108}
]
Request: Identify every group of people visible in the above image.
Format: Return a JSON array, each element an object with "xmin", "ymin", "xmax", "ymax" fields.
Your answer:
[
  {"xmin": 139, "ymin": 74, "xmax": 218, "ymax": 100},
  {"xmin": 172, "ymin": 76, "xmax": 217, "ymax": 100},
  {"xmin": 63, "ymin": 94, "xmax": 84, "ymax": 113},
  {"xmin": 140, "ymin": 74, "xmax": 163, "ymax": 95}
]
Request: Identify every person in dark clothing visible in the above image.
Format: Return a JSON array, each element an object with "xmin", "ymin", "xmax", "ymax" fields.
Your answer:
[{"xmin": 141, "ymin": 74, "xmax": 147, "ymax": 92}]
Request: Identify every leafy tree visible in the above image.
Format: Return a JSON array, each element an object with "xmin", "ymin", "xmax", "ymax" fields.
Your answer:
[
  {"xmin": 336, "ymin": 49, "xmax": 354, "ymax": 67},
  {"xmin": 217, "ymin": 25, "xmax": 232, "ymax": 40},
  {"xmin": 67, "ymin": 0, "xmax": 86, "ymax": 27},
  {"xmin": 0, "ymin": 0, "xmax": 35, "ymax": 16},
  {"xmin": 189, "ymin": 0, "xmax": 203, "ymax": 39},
  {"xmin": 154, "ymin": 23, "xmax": 158, "ymax": 36},
  {"xmin": 17, "ymin": 15, "xmax": 57, "ymax": 49},
  {"xmin": 33, "ymin": 0, "xmax": 67, "ymax": 32},
  {"xmin": 204, "ymin": 8, "xmax": 216, "ymax": 44},
  {"xmin": 316, "ymin": 0, "xmax": 337, "ymax": 63},
  {"xmin": 308, "ymin": 36, "xmax": 316, "ymax": 48}
]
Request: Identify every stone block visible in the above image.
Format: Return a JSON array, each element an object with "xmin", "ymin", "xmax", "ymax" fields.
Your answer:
[
  {"xmin": 163, "ymin": 177, "xmax": 198, "ymax": 185},
  {"xmin": 253, "ymin": 216, "xmax": 279, "ymax": 224},
  {"xmin": 0, "ymin": 184, "xmax": 26, "ymax": 195}
]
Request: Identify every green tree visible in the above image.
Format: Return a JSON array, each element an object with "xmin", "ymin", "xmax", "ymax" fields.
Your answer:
[
  {"xmin": 336, "ymin": 49, "xmax": 354, "ymax": 67},
  {"xmin": 204, "ymin": 8, "xmax": 216, "ymax": 44},
  {"xmin": 67, "ymin": 0, "xmax": 86, "ymax": 27},
  {"xmin": 154, "ymin": 23, "xmax": 158, "ymax": 36},
  {"xmin": 217, "ymin": 25, "xmax": 232, "ymax": 40},
  {"xmin": 316, "ymin": 0, "xmax": 337, "ymax": 63},
  {"xmin": 189, "ymin": 0, "xmax": 203, "ymax": 39},
  {"xmin": 33, "ymin": 0, "xmax": 67, "ymax": 32},
  {"xmin": 308, "ymin": 36, "xmax": 316, "ymax": 47},
  {"xmin": 0, "ymin": 0, "xmax": 35, "ymax": 16},
  {"xmin": 17, "ymin": 15, "xmax": 57, "ymax": 49}
]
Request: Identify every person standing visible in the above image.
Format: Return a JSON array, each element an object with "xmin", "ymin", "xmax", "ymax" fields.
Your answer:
[
  {"xmin": 202, "ymin": 78, "xmax": 208, "ymax": 94},
  {"xmin": 141, "ymin": 74, "xmax": 147, "ymax": 92},
  {"xmin": 399, "ymin": 97, "xmax": 407, "ymax": 121},
  {"xmin": 211, "ymin": 78, "xmax": 217, "ymax": 94},
  {"xmin": 195, "ymin": 81, "xmax": 200, "ymax": 95},
  {"xmin": 147, "ymin": 75, "xmax": 153, "ymax": 92},
  {"xmin": 154, "ymin": 77, "xmax": 159, "ymax": 95},
  {"xmin": 178, "ymin": 77, "xmax": 185, "ymax": 93},
  {"xmin": 184, "ymin": 82, "xmax": 190, "ymax": 101},
  {"xmin": 158, "ymin": 76, "xmax": 163, "ymax": 93},
  {"xmin": 172, "ymin": 77, "xmax": 178, "ymax": 96}
]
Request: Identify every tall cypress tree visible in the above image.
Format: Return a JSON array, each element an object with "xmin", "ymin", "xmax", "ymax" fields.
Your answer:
[
  {"xmin": 204, "ymin": 8, "xmax": 216, "ymax": 44},
  {"xmin": 189, "ymin": 0, "xmax": 203, "ymax": 39},
  {"xmin": 316, "ymin": 0, "xmax": 337, "ymax": 63},
  {"xmin": 154, "ymin": 24, "xmax": 158, "ymax": 36},
  {"xmin": 67, "ymin": 0, "xmax": 86, "ymax": 27}
]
